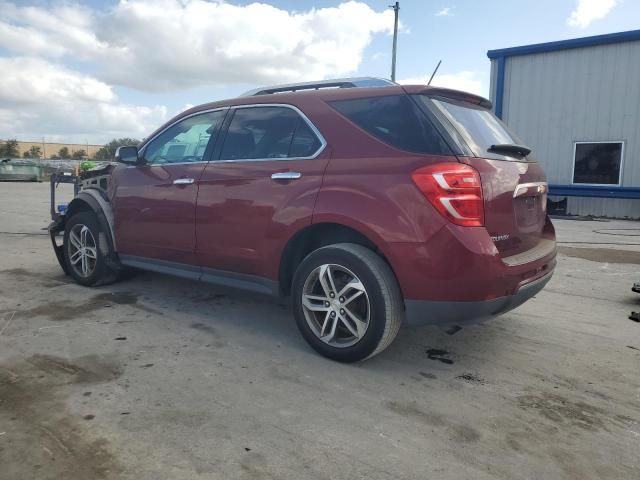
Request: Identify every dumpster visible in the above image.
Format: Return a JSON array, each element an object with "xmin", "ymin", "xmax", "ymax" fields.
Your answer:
[{"xmin": 0, "ymin": 158, "xmax": 43, "ymax": 181}]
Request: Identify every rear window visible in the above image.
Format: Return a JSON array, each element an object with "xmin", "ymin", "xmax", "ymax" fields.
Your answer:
[
  {"xmin": 420, "ymin": 96, "xmax": 530, "ymax": 161},
  {"xmin": 329, "ymin": 95, "xmax": 452, "ymax": 155}
]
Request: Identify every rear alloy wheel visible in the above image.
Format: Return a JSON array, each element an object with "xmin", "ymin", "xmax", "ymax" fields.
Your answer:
[
  {"xmin": 293, "ymin": 243, "xmax": 403, "ymax": 362},
  {"xmin": 302, "ymin": 264, "xmax": 370, "ymax": 348}
]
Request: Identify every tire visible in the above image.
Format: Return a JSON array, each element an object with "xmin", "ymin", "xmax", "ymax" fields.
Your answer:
[
  {"xmin": 63, "ymin": 211, "xmax": 118, "ymax": 287},
  {"xmin": 292, "ymin": 243, "xmax": 403, "ymax": 362}
]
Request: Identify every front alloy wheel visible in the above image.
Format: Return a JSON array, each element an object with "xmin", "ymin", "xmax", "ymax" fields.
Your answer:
[
  {"xmin": 63, "ymin": 211, "xmax": 119, "ymax": 287},
  {"xmin": 68, "ymin": 224, "xmax": 98, "ymax": 278},
  {"xmin": 302, "ymin": 264, "xmax": 370, "ymax": 347}
]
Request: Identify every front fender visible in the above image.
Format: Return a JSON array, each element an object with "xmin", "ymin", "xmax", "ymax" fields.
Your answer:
[
  {"xmin": 66, "ymin": 188, "xmax": 117, "ymax": 252},
  {"xmin": 48, "ymin": 188, "xmax": 119, "ymax": 275}
]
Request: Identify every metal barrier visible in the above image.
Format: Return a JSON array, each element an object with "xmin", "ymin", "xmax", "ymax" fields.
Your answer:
[
  {"xmin": 548, "ymin": 184, "xmax": 640, "ymax": 199},
  {"xmin": 50, "ymin": 172, "xmax": 79, "ymax": 220}
]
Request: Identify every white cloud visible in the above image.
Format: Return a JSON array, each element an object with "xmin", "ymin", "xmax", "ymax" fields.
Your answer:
[
  {"xmin": 567, "ymin": 0, "xmax": 618, "ymax": 28},
  {"xmin": 435, "ymin": 7, "xmax": 453, "ymax": 17},
  {"xmin": 399, "ymin": 71, "xmax": 486, "ymax": 97},
  {"xmin": 0, "ymin": 58, "xmax": 167, "ymax": 143},
  {"xmin": 0, "ymin": 1, "xmax": 395, "ymax": 142},
  {"xmin": 0, "ymin": 0, "xmax": 394, "ymax": 92},
  {"xmin": 0, "ymin": 2, "xmax": 106, "ymax": 59}
]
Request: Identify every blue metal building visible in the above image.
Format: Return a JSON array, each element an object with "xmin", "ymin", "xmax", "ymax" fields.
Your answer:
[{"xmin": 488, "ymin": 30, "xmax": 640, "ymax": 218}]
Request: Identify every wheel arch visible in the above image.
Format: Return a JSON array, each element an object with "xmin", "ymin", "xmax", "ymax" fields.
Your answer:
[
  {"xmin": 66, "ymin": 189, "xmax": 117, "ymax": 253},
  {"xmin": 278, "ymin": 222, "xmax": 402, "ymax": 297}
]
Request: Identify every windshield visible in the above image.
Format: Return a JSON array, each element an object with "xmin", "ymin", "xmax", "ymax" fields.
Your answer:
[{"xmin": 417, "ymin": 95, "xmax": 532, "ymax": 161}]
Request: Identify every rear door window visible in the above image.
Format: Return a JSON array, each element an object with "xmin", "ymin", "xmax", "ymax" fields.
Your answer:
[
  {"xmin": 420, "ymin": 96, "xmax": 530, "ymax": 161},
  {"xmin": 219, "ymin": 106, "xmax": 322, "ymax": 160},
  {"xmin": 289, "ymin": 120, "xmax": 322, "ymax": 158},
  {"xmin": 329, "ymin": 95, "xmax": 452, "ymax": 155}
]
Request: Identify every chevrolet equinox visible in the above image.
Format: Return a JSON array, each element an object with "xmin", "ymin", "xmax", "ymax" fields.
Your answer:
[{"xmin": 49, "ymin": 78, "xmax": 557, "ymax": 362}]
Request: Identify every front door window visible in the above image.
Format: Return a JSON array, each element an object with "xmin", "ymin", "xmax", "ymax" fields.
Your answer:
[{"xmin": 144, "ymin": 110, "xmax": 226, "ymax": 164}]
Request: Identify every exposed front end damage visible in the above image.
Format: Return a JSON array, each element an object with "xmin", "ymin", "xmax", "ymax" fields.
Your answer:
[{"xmin": 48, "ymin": 163, "xmax": 119, "ymax": 275}]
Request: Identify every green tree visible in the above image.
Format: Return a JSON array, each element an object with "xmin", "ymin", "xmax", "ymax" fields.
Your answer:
[
  {"xmin": 23, "ymin": 146, "xmax": 41, "ymax": 158},
  {"xmin": 0, "ymin": 139, "xmax": 19, "ymax": 157},
  {"xmin": 28, "ymin": 146, "xmax": 42, "ymax": 158},
  {"xmin": 58, "ymin": 146, "xmax": 70, "ymax": 158},
  {"xmin": 95, "ymin": 138, "xmax": 140, "ymax": 161},
  {"xmin": 72, "ymin": 149, "xmax": 87, "ymax": 159}
]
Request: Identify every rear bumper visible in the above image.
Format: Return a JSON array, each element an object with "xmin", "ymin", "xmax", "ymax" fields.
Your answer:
[
  {"xmin": 385, "ymin": 219, "xmax": 557, "ymax": 300},
  {"xmin": 382, "ymin": 219, "xmax": 557, "ymax": 326},
  {"xmin": 405, "ymin": 269, "xmax": 553, "ymax": 326}
]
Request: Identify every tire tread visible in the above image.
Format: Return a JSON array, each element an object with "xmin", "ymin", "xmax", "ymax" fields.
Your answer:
[
  {"xmin": 326, "ymin": 244, "xmax": 403, "ymax": 359},
  {"xmin": 294, "ymin": 242, "xmax": 403, "ymax": 361}
]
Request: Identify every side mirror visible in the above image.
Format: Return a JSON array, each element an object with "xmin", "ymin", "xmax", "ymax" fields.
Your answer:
[{"xmin": 115, "ymin": 146, "xmax": 142, "ymax": 165}]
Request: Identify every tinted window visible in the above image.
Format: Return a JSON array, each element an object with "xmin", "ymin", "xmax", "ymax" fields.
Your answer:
[
  {"xmin": 330, "ymin": 95, "xmax": 451, "ymax": 155},
  {"xmin": 219, "ymin": 107, "xmax": 322, "ymax": 160},
  {"xmin": 290, "ymin": 120, "xmax": 322, "ymax": 157},
  {"xmin": 424, "ymin": 96, "xmax": 528, "ymax": 160},
  {"xmin": 144, "ymin": 110, "xmax": 225, "ymax": 164},
  {"xmin": 573, "ymin": 142, "xmax": 623, "ymax": 185}
]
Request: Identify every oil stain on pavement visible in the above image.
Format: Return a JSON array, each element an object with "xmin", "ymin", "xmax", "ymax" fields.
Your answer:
[
  {"xmin": 9, "ymin": 291, "xmax": 161, "ymax": 322},
  {"xmin": 517, "ymin": 392, "xmax": 626, "ymax": 432},
  {"xmin": 385, "ymin": 401, "xmax": 481, "ymax": 443},
  {"xmin": 0, "ymin": 354, "xmax": 123, "ymax": 479},
  {"xmin": 426, "ymin": 348, "xmax": 454, "ymax": 364},
  {"xmin": 558, "ymin": 247, "xmax": 640, "ymax": 265}
]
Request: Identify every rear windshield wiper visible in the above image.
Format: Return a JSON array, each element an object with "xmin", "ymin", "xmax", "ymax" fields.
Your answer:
[{"xmin": 488, "ymin": 143, "xmax": 531, "ymax": 157}]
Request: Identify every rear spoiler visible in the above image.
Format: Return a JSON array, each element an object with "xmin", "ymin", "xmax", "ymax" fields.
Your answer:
[{"xmin": 401, "ymin": 85, "xmax": 492, "ymax": 110}]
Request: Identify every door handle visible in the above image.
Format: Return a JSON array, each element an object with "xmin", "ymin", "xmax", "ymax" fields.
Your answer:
[
  {"xmin": 271, "ymin": 172, "xmax": 302, "ymax": 180},
  {"xmin": 173, "ymin": 178, "xmax": 195, "ymax": 185}
]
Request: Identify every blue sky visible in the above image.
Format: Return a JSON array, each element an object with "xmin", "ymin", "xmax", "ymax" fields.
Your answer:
[
  {"xmin": 113, "ymin": 0, "xmax": 640, "ymax": 115},
  {"xmin": 0, "ymin": 0, "xmax": 637, "ymax": 143}
]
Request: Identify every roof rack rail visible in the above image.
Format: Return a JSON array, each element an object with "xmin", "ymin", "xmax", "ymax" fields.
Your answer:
[{"xmin": 240, "ymin": 77, "xmax": 396, "ymax": 97}]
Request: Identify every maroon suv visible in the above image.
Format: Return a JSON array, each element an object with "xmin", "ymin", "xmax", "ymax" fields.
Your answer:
[{"xmin": 50, "ymin": 77, "xmax": 556, "ymax": 362}]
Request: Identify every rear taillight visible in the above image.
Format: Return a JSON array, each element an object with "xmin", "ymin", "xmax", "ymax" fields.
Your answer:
[{"xmin": 411, "ymin": 163, "xmax": 484, "ymax": 227}]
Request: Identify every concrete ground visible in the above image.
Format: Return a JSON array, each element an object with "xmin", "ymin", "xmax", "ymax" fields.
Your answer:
[{"xmin": 0, "ymin": 182, "xmax": 639, "ymax": 480}]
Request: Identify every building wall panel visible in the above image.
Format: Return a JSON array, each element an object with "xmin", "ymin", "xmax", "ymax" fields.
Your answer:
[{"xmin": 492, "ymin": 40, "xmax": 640, "ymax": 217}]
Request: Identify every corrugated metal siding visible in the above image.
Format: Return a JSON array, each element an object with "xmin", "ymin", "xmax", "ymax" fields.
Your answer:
[
  {"xmin": 489, "ymin": 59, "xmax": 497, "ymax": 105},
  {"xmin": 492, "ymin": 40, "xmax": 640, "ymax": 218},
  {"xmin": 550, "ymin": 196, "xmax": 640, "ymax": 220},
  {"xmin": 561, "ymin": 197, "xmax": 638, "ymax": 218}
]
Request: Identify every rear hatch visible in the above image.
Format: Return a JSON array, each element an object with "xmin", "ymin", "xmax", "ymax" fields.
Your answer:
[{"xmin": 415, "ymin": 94, "xmax": 550, "ymax": 258}]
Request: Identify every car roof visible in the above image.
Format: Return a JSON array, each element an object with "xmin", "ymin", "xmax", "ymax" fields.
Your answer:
[
  {"xmin": 186, "ymin": 84, "xmax": 491, "ymax": 113},
  {"xmin": 142, "ymin": 81, "xmax": 492, "ymax": 144}
]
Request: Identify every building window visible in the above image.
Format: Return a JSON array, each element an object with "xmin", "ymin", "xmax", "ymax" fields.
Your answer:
[{"xmin": 572, "ymin": 141, "xmax": 624, "ymax": 185}]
